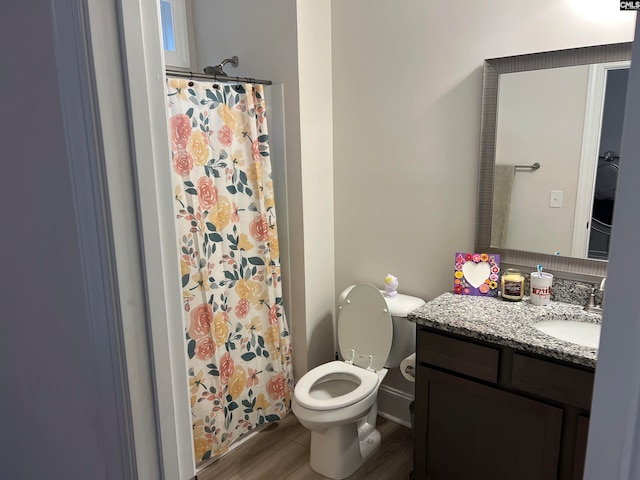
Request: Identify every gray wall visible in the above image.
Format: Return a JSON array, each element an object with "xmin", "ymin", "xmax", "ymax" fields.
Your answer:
[
  {"xmin": 599, "ymin": 68, "xmax": 629, "ymax": 155},
  {"xmin": 586, "ymin": 18, "xmax": 640, "ymax": 479},
  {"xmin": 0, "ymin": 4, "xmax": 112, "ymax": 479}
]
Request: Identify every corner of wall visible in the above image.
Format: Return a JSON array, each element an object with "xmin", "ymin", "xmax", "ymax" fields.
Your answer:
[{"xmin": 296, "ymin": 0, "xmax": 336, "ymax": 372}]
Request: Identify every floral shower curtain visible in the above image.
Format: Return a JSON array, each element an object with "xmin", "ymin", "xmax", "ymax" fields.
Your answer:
[{"xmin": 166, "ymin": 78, "xmax": 293, "ymax": 463}]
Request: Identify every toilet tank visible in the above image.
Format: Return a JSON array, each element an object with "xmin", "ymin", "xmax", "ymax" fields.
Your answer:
[{"xmin": 382, "ymin": 292, "xmax": 426, "ymax": 368}]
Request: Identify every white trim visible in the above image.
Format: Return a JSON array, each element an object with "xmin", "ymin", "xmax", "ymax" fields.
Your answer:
[
  {"xmin": 572, "ymin": 64, "xmax": 604, "ymax": 257},
  {"xmin": 117, "ymin": 1, "xmax": 195, "ymax": 478},
  {"xmin": 572, "ymin": 60, "xmax": 630, "ymax": 258},
  {"xmin": 83, "ymin": 0, "xmax": 171, "ymax": 477},
  {"xmin": 377, "ymin": 385, "xmax": 414, "ymax": 429}
]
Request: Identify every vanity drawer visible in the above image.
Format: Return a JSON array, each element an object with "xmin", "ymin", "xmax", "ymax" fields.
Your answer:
[
  {"xmin": 511, "ymin": 354, "xmax": 594, "ymax": 410},
  {"xmin": 417, "ymin": 329, "xmax": 499, "ymax": 383}
]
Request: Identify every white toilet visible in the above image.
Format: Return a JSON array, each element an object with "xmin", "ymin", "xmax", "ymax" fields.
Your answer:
[{"xmin": 292, "ymin": 283, "xmax": 425, "ymax": 479}]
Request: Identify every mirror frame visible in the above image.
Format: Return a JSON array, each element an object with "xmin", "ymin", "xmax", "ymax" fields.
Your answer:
[{"xmin": 475, "ymin": 42, "xmax": 632, "ymax": 278}]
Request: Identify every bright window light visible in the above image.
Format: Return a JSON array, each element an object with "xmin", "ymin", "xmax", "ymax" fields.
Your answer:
[{"xmin": 160, "ymin": 0, "xmax": 176, "ymax": 53}]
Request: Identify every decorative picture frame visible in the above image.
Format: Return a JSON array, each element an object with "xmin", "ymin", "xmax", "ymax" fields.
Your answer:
[{"xmin": 454, "ymin": 252, "xmax": 500, "ymax": 296}]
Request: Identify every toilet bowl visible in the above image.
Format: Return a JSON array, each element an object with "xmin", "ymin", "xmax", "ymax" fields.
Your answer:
[{"xmin": 292, "ymin": 283, "xmax": 425, "ymax": 479}]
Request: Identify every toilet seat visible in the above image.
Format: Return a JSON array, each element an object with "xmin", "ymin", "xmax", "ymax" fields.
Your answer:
[
  {"xmin": 294, "ymin": 361, "xmax": 379, "ymax": 411},
  {"xmin": 338, "ymin": 284, "xmax": 393, "ymax": 371}
]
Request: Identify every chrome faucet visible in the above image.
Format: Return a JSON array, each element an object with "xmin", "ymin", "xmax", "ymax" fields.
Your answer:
[
  {"xmin": 598, "ymin": 277, "xmax": 606, "ymax": 309},
  {"xmin": 583, "ymin": 277, "xmax": 606, "ymax": 312},
  {"xmin": 583, "ymin": 289, "xmax": 600, "ymax": 312}
]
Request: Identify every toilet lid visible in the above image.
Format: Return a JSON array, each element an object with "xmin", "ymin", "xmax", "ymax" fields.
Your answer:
[{"xmin": 338, "ymin": 283, "xmax": 392, "ymax": 371}]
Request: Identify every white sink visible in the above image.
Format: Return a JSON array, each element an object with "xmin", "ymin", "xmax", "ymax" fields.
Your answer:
[{"xmin": 534, "ymin": 320, "xmax": 601, "ymax": 348}]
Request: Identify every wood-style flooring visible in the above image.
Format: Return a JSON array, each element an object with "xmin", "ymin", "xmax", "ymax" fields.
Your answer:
[{"xmin": 196, "ymin": 413, "xmax": 414, "ymax": 480}]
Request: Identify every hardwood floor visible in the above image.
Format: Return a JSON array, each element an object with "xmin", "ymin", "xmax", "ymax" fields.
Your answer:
[{"xmin": 196, "ymin": 413, "xmax": 414, "ymax": 480}]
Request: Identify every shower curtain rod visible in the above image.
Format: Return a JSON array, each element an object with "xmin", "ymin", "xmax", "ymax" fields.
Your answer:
[{"xmin": 165, "ymin": 69, "xmax": 272, "ymax": 85}]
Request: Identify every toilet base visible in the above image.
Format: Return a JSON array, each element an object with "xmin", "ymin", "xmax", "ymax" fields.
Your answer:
[{"xmin": 309, "ymin": 402, "xmax": 381, "ymax": 479}]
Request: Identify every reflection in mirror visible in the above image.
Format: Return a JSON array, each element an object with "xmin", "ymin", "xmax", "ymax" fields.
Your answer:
[
  {"xmin": 588, "ymin": 67, "xmax": 628, "ymax": 259},
  {"xmin": 476, "ymin": 43, "xmax": 631, "ymax": 277},
  {"xmin": 492, "ymin": 63, "xmax": 629, "ymax": 259}
]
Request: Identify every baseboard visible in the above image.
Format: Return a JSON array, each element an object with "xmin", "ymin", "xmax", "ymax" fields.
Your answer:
[{"xmin": 377, "ymin": 384, "xmax": 414, "ymax": 429}]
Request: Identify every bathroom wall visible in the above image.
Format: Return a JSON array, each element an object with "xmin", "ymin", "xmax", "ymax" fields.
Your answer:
[
  {"xmin": 331, "ymin": 1, "xmax": 635, "ymax": 397},
  {"xmin": 296, "ymin": 0, "xmax": 337, "ymax": 373}
]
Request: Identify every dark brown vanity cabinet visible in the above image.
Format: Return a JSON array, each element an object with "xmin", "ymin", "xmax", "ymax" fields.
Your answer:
[{"xmin": 413, "ymin": 328, "xmax": 594, "ymax": 480}]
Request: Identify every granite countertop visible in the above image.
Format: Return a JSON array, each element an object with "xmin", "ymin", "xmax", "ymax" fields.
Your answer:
[{"xmin": 408, "ymin": 292, "xmax": 600, "ymax": 368}]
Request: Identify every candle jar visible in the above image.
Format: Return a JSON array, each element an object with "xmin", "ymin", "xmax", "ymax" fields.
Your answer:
[{"xmin": 501, "ymin": 269, "xmax": 525, "ymax": 301}]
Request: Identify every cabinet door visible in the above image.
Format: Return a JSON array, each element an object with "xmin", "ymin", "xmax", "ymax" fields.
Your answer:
[
  {"xmin": 414, "ymin": 366, "xmax": 563, "ymax": 480},
  {"xmin": 572, "ymin": 415, "xmax": 589, "ymax": 480}
]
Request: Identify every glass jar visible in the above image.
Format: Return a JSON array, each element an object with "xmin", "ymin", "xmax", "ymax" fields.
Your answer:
[{"xmin": 501, "ymin": 269, "xmax": 525, "ymax": 301}]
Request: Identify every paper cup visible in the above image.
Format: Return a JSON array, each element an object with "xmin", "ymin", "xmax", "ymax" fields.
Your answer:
[{"xmin": 530, "ymin": 272, "xmax": 553, "ymax": 306}]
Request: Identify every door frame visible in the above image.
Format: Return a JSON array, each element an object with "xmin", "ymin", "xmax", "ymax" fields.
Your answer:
[
  {"xmin": 58, "ymin": 0, "xmax": 195, "ymax": 478},
  {"xmin": 572, "ymin": 60, "xmax": 630, "ymax": 258}
]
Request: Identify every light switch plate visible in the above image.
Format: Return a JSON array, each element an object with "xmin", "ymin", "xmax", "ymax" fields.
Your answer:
[{"xmin": 550, "ymin": 190, "xmax": 563, "ymax": 208}]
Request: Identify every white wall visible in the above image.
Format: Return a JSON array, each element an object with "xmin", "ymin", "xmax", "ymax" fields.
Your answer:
[
  {"xmin": 331, "ymin": 1, "xmax": 635, "ymax": 396},
  {"xmin": 296, "ymin": 0, "xmax": 336, "ymax": 369}
]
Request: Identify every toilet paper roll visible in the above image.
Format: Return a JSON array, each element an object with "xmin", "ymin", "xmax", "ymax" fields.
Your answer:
[{"xmin": 400, "ymin": 353, "xmax": 416, "ymax": 382}]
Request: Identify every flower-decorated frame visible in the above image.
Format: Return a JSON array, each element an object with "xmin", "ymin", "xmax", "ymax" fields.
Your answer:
[{"xmin": 454, "ymin": 252, "xmax": 500, "ymax": 296}]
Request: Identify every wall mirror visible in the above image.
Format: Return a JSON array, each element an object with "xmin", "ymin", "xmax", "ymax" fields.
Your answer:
[{"xmin": 475, "ymin": 42, "xmax": 632, "ymax": 278}]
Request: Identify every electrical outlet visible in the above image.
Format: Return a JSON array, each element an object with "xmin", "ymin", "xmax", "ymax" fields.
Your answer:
[{"xmin": 550, "ymin": 190, "xmax": 563, "ymax": 208}]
